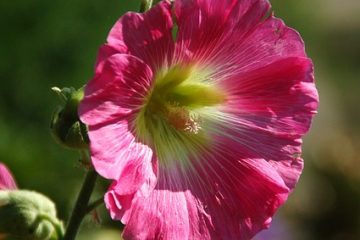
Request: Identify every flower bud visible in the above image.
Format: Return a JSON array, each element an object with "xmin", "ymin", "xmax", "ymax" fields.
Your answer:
[
  {"xmin": 0, "ymin": 190, "xmax": 64, "ymax": 240},
  {"xmin": 50, "ymin": 87, "xmax": 89, "ymax": 149}
]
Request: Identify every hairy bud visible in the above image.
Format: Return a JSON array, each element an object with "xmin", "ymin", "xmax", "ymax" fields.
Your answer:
[
  {"xmin": 0, "ymin": 190, "xmax": 64, "ymax": 240},
  {"xmin": 50, "ymin": 87, "xmax": 89, "ymax": 149}
]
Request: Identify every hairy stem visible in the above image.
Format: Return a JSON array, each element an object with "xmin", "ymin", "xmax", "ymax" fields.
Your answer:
[{"xmin": 63, "ymin": 169, "xmax": 98, "ymax": 240}]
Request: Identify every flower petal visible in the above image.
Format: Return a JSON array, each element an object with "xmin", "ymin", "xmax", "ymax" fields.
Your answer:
[
  {"xmin": 106, "ymin": 148, "xmax": 289, "ymax": 240},
  {"xmin": 94, "ymin": 44, "xmax": 122, "ymax": 75},
  {"xmin": 222, "ymin": 57, "xmax": 318, "ymax": 138},
  {"xmin": 107, "ymin": 1, "xmax": 174, "ymax": 71},
  {"xmin": 208, "ymin": 16, "xmax": 308, "ymax": 78},
  {"xmin": 121, "ymin": 190, "xmax": 207, "ymax": 240},
  {"xmin": 174, "ymin": 0, "xmax": 270, "ymax": 63},
  {"xmin": 206, "ymin": 58, "xmax": 316, "ymax": 189},
  {"xmin": 88, "ymin": 119, "xmax": 156, "ymax": 192},
  {"xmin": 105, "ymin": 182, "xmax": 135, "ymax": 222},
  {"xmin": 79, "ymin": 54, "xmax": 153, "ymax": 126},
  {"xmin": 0, "ymin": 163, "xmax": 17, "ymax": 190},
  {"xmin": 209, "ymin": 120, "xmax": 305, "ymax": 190},
  {"xmin": 188, "ymin": 138, "xmax": 290, "ymax": 239}
]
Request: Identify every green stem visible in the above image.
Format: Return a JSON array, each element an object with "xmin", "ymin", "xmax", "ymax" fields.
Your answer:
[
  {"xmin": 63, "ymin": 169, "xmax": 98, "ymax": 240},
  {"xmin": 140, "ymin": 0, "xmax": 153, "ymax": 12},
  {"xmin": 85, "ymin": 197, "xmax": 104, "ymax": 215}
]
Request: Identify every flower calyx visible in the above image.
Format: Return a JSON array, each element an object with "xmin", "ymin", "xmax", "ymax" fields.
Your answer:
[{"xmin": 50, "ymin": 87, "xmax": 89, "ymax": 149}]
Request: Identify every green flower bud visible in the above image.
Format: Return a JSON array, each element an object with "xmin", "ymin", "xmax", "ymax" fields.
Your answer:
[
  {"xmin": 0, "ymin": 190, "xmax": 64, "ymax": 240},
  {"xmin": 50, "ymin": 87, "xmax": 89, "ymax": 149}
]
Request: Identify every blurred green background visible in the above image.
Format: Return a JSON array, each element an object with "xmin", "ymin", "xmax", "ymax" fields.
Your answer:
[{"xmin": 0, "ymin": 0, "xmax": 359, "ymax": 239}]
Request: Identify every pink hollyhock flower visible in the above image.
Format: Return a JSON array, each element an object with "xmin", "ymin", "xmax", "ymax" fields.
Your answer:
[
  {"xmin": 0, "ymin": 163, "xmax": 17, "ymax": 190},
  {"xmin": 79, "ymin": 0, "xmax": 319, "ymax": 239}
]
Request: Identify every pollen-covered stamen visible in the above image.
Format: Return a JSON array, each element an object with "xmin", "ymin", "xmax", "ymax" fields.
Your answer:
[{"xmin": 165, "ymin": 105, "xmax": 202, "ymax": 134}]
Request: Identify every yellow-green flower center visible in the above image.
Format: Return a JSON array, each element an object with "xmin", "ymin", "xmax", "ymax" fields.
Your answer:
[{"xmin": 135, "ymin": 65, "xmax": 225, "ymax": 167}]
